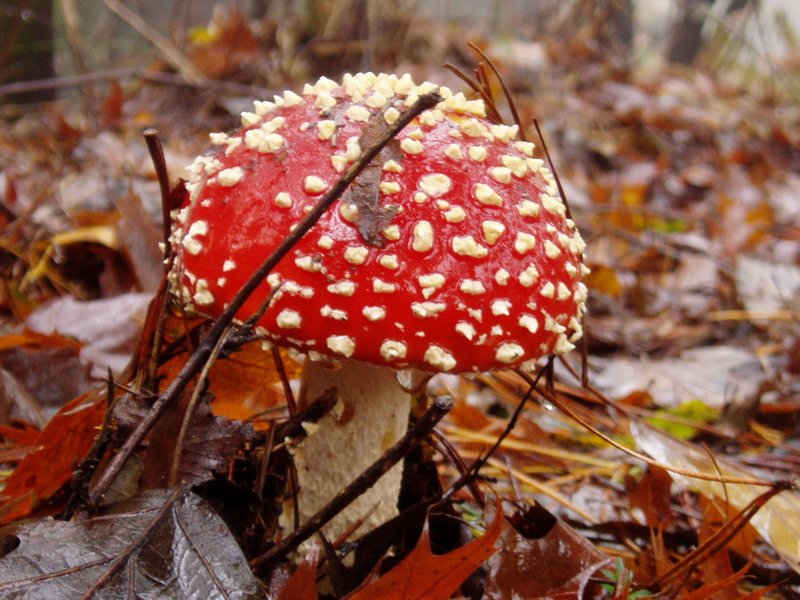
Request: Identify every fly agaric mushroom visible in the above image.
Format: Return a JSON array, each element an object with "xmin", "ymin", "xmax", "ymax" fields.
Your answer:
[{"xmin": 169, "ymin": 72, "xmax": 588, "ymax": 540}]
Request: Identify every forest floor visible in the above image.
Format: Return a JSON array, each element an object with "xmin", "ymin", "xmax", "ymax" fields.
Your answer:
[{"xmin": 0, "ymin": 5, "xmax": 799, "ymax": 598}]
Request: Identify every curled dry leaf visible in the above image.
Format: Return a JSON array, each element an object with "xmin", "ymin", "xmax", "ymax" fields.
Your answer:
[
  {"xmin": 483, "ymin": 502, "xmax": 610, "ymax": 599},
  {"xmin": 347, "ymin": 498, "xmax": 503, "ymax": 600},
  {"xmin": 25, "ymin": 293, "xmax": 152, "ymax": 378},
  {"xmin": 0, "ymin": 392, "xmax": 106, "ymax": 523},
  {"xmin": 631, "ymin": 420, "xmax": 800, "ymax": 575}
]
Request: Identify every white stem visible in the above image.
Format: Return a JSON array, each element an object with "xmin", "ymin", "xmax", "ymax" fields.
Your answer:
[{"xmin": 285, "ymin": 359, "xmax": 411, "ymax": 541}]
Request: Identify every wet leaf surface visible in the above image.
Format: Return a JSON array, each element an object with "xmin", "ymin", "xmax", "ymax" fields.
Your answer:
[
  {"xmin": 0, "ymin": 392, "xmax": 106, "ymax": 523},
  {"xmin": 483, "ymin": 503, "xmax": 609, "ymax": 599},
  {"xmin": 140, "ymin": 395, "xmax": 257, "ymax": 489},
  {"xmin": 347, "ymin": 499, "xmax": 503, "ymax": 600},
  {"xmin": 0, "ymin": 488, "xmax": 262, "ymax": 599}
]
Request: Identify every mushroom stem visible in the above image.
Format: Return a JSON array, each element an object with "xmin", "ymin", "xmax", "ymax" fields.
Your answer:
[{"xmin": 289, "ymin": 359, "xmax": 412, "ymax": 540}]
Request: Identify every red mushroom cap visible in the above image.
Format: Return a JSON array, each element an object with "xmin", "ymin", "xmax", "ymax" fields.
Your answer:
[{"xmin": 170, "ymin": 73, "xmax": 588, "ymax": 372}]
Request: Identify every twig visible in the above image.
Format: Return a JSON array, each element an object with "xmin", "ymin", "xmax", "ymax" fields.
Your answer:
[
  {"xmin": 168, "ymin": 328, "xmax": 232, "ymax": 486},
  {"xmin": 271, "ymin": 347, "xmax": 297, "ymax": 416},
  {"xmin": 440, "ymin": 363, "xmax": 544, "ymax": 503},
  {"xmin": 650, "ymin": 481, "xmax": 791, "ymax": 590},
  {"xmin": 141, "ymin": 129, "xmax": 176, "ymax": 394},
  {"xmin": 86, "ymin": 91, "xmax": 441, "ymax": 508},
  {"xmin": 249, "ymin": 395, "xmax": 453, "ymax": 568},
  {"xmin": 0, "ymin": 68, "xmax": 275, "ymax": 99},
  {"xmin": 60, "ymin": 370, "xmax": 118, "ymax": 521},
  {"xmin": 517, "ymin": 370, "xmax": 784, "ymax": 488},
  {"xmin": 99, "ymin": 0, "xmax": 206, "ymax": 85},
  {"xmin": 532, "ymin": 118, "xmax": 573, "ymax": 220},
  {"xmin": 271, "ymin": 389, "xmax": 338, "ymax": 442},
  {"xmin": 429, "ymin": 429, "xmax": 485, "ymax": 507},
  {"xmin": 58, "ymin": 0, "xmax": 97, "ymax": 119},
  {"xmin": 143, "ymin": 130, "xmax": 172, "ymax": 259},
  {"xmin": 442, "ymin": 62, "xmax": 501, "ymax": 123},
  {"xmin": 467, "ymin": 42, "xmax": 527, "ymax": 140}
]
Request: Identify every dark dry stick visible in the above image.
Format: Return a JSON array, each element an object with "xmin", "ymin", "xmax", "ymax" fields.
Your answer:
[
  {"xmin": 271, "ymin": 346, "xmax": 297, "ymax": 416},
  {"xmin": 468, "ymin": 42, "xmax": 527, "ymax": 141},
  {"xmin": 532, "ymin": 118, "xmax": 573, "ymax": 221},
  {"xmin": 430, "ymin": 429, "xmax": 486, "ymax": 508},
  {"xmin": 0, "ymin": 67, "xmax": 274, "ymax": 99},
  {"xmin": 168, "ymin": 328, "xmax": 232, "ymax": 486},
  {"xmin": 60, "ymin": 370, "xmax": 118, "ymax": 521},
  {"xmin": 442, "ymin": 62, "xmax": 501, "ymax": 123},
  {"xmin": 86, "ymin": 91, "xmax": 442, "ymax": 508},
  {"xmin": 141, "ymin": 129, "xmax": 177, "ymax": 393},
  {"xmin": 250, "ymin": 395, "xmax": 453, "ymax": 568},
  {"xmin": 650, "ymin": 481, "xmax": 792, "ymax": 590},
  {"xmin": 440, "ymin": 366, "xmax": 543, "ymax": 503},
  {"xmin": 143, "ymin": 129, "xmax": 172, "ymax": 258}
]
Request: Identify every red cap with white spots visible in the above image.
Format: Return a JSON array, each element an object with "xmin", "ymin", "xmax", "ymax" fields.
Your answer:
[{"xmin": 170, "ymin": 72, "xmax": 588, "ymax": 373}]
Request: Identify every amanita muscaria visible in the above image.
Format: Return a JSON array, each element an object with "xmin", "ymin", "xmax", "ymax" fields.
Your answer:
[{"xmin": 169, "ymin": 72, "xmax": 588, "ymax": 539}]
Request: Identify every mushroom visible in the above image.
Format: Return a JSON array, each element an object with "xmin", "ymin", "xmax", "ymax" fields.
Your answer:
[{"xmin": 169, "ymin": 72, "xmax": 588, "ymax": 541}]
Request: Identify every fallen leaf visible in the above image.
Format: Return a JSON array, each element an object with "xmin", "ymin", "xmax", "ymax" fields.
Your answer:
[
  {"xmin": 0, "ymin": 489, "xmax": 262, "ymax": 599},
  {"xmin": 347, "ymin": 498, "xmax": 503, "ymax": 600},
  {"xmin": 0, "ymin": 422, "xmax": 40, "ymax": 446},
  {"xmin": 626, "ymin": 465, "xmax": 674, "ymax": 529},
  {"xmin": 24, "ymin": 293, "xmax": 152, "ymax": 377},
  {"xmin": 0, "ymin": 392, "xmax": 106, "ymax": 523},
  {"xmin": 591, "ymin": 346, "xmax": 763, "ymax": 409},
  {"xmin": 695, "ymin": 497, "xmax": 741, "ymax": 600},
  {"xmin": 115, "ymin": 191, "xmax": 165, "ymax": 292},
  {"xmin": 277, "ymin": 544, "xmax": 320, "ymax": 600},
  {"xmin": 736, "ymin": 256, "xmax": 800, "ymax": 314},
  {"xmin": 140, "ymin": 395, "xmax": 257, "ymax": 489},
  {"xmin": 483, "ymin": 502, "xmax": 610, "ymax": 599},
  {"xmin": 631, "ymin": 420, "xmax": 800, "ymax": 574},
  {"xmin": 0, "ymin": 332, "xmax": 93, "ymax": 413},
  {"xmin": 646, "ymin": 399, "xmax": 719, "ymax": 439},
  {"xmin": 207, "ymin": 344, "xmax": 298, "ymax": 422},
  {"xmin": 679, "ymin": 561, "xmax": 752, "ymax": 599}
]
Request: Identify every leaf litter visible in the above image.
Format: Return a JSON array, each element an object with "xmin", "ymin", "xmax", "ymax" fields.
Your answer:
[{"xmin": 0, "ymin": 2, "xmax": 799, "ymax": 598}]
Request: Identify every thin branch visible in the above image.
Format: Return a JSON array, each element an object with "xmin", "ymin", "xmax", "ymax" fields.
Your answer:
[
  {"xmin": 442, "ymin": 62, "xmax": 501, "ymax": 123},
  {"xmin": 99, "ymin": 0, "xmax": 206, "ymax": 85},
  {"xmin": 271, "ymin": 347, "xmax": 297, "ymax": 416},
  {"xmin": 249, "ymin": 395, "xmax": 453, "ymax": 568},
  {"xmin": 60, "ymin": 370, "xmax": 118, "ymax": 521},
  {"xmin": 58, "ymin": 0, "xmax": 98, "ymax": 117},
  {"xmin": 143, "ymin": 130, "xmax": 172, "ymax": 259},
  {"xmin": 429, "ymin": 429, "xmax": 486, "ymax": 507},
  {"xmin": 168, "ymin": 328, "xmax": 232, "ymax": 486},
  {"xmin": 468, "ymin": 41, "xmax": 526, "ymax": 140},
  {"xmin": 0, "ymin": 68, "xmax": 275, "ymax": 99},
  {"xmin": 141, "ymin": 129, "xmax": 176, "ymax": 394},
  {"xmin": 440, "ymin": 363, "xmax": 546, "ymax": 503},
  {"xmin": 532, "ymin": 118, "xmax": 573, "ymax": 220},
  {"xmin": 517, "ymin": 370, "xmax": 784, "ymax": 488},
  {"xmin": 86, "ymin": 91, "xmax": 442, "ymax": 508}
]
